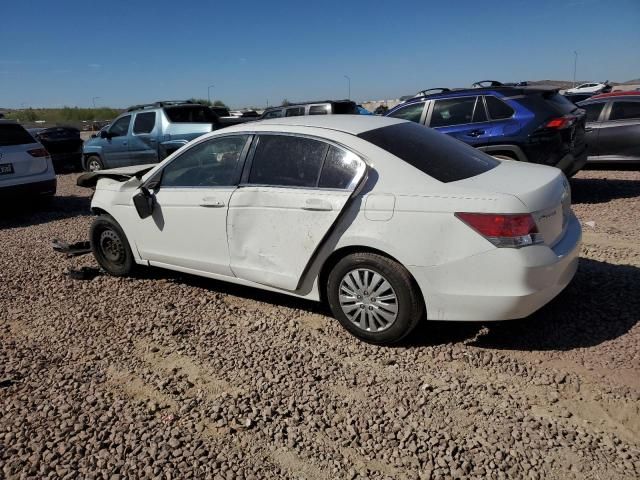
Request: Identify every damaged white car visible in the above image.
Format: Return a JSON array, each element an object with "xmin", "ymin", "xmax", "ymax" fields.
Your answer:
[{"xmin": 78, "ymin": 116, "xmax": 581, "ymax": 344}]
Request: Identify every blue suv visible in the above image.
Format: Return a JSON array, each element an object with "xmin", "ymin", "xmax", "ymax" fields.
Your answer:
[{"xmin": 385, "ymin": 83, "xmax": 588, "ymax": 176}]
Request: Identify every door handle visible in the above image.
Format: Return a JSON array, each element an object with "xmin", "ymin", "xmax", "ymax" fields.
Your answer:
[
  {"xmin": 467, "ymin": 130, "xmax": 485, "ymax": 138},
  {"xmin": 584, "ymin": 127, "xmax": 593, "ymax": 132},
  {"xmin": 200, "ymin": 198, "xmax": 225, "ymax": 208},
  {"xmin": 122, "ymin": 142, "xmax": 128, "ymax": 146},
  {"xmin": 302, "ymin": 198, "xmax": 333, "ymax": 211}
]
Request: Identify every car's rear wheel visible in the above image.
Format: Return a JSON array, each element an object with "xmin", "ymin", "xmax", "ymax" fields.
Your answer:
[
  {"xmin": 85, "ymin": 155, "xmax": 103, "ymax": 172},
  {"xmin": 326, "ymin": 252, "xmax": 424, "ymax": 344},
  {"xmin": 90, "ymin": 214, "xmax": 135, "ymax": 276}
]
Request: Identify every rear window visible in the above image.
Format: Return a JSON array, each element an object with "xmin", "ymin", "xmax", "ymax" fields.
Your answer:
[
  {"xmin": 332, "ymin": 101, "xmax": 358, "ymax": 114},
  {"xmin": 544, "ymin": 93, "xmax": 577, "ymax": 115},
  {"xmin": 164, "ymin": 106, "xmax": 216, "ymax": 123},
  {"xmin": 485, "ymin": 96, "xmax": 515, "ymax": 119},
  {"xmin": 358, "ymin": 122, "xmax": 499, "ymax": 183},
  {"xmin": 0, "ymin": 123, "xmax": 36, "ymax": 146}
]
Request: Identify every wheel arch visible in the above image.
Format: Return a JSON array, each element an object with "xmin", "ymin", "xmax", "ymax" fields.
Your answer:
[{"xmin": 317, "ymin": 245, "xmax": 424, "ymax": 307}]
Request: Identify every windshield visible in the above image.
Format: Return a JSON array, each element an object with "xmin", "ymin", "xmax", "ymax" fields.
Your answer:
[{"xmin": 358, "ymin": 122, "xmax": 499, "ymax": 183}]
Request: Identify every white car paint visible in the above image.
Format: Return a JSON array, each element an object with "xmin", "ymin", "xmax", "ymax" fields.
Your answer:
[
  {"xmin": 88, "ymin": 115, "xmax": 581, "ymax": 322},
  {"xmin": 565, "ymin": 83, "xmax": 607, "ymax": 94}
]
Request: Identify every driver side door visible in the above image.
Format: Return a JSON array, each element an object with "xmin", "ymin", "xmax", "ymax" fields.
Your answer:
[
  {"xmin": 102, "ymin": 115, "xmax": 132, "ymax": 168},
  {"xmin": 133, "ymin": 134, "xmax": 251, "ymax": 275}
]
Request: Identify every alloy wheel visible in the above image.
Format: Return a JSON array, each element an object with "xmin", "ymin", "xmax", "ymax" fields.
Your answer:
[{"xmin": 338, "ymin": 268, "xmax": 398, "ymax": 332}]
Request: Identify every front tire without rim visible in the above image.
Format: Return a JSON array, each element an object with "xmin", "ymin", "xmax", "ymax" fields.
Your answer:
[{"xmin": 327, "ymin": 252, "xmax": 424, "ymax": 344}]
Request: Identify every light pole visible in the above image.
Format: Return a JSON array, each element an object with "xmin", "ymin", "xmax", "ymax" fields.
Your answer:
[
  {"xmin": 344, "ymin": 75, "xmax": 351, "ymax": 100},
  {"xmin": 573, "ymin": 51, "xmax": 578, "ymax": 88},
  {"xmin": 92, "ymin": 96, "xmax": 101, "ymax": 108},
  {"xmin": 208, "ymin": 85, "xmax": 215, "ymax": 104}
]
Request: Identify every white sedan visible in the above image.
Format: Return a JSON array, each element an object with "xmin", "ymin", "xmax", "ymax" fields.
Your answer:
[
  {"xmin": 78, "ymin": 115, "xmax": 581, "ymax": 344},
  {"xmin": 565, "ymin": 82, "xmax": 608, "ymax": 95}
]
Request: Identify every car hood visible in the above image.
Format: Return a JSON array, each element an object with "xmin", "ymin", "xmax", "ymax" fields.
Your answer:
[{"xmin": 77, "ymin": 164, "xmax": 156, "ymax": 188}]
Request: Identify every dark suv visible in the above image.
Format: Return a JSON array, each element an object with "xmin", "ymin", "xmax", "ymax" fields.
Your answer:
[
  {"xmin": 260, "ymin": 100, "xmax": 358, "ymax": 119},
  {"xmin": 577, "ymin": 91, "xmax": 640, "ymax": 163},
  {"xmin": 385, "ymin": 84, "xmax": 588, "ymax": 176}
]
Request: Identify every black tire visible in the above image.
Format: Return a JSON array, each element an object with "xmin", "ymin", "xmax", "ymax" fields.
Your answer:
[
  {"xmin": 85, "ymin": 155, "xmax": 104, "ymax": 172},
  {"xmin": 90, "ymin": 214, "xmax": 135, "ymax": 276},
  {"xmin": 326, "ymin": 252, "xmax": 424, "ymax": 345}
]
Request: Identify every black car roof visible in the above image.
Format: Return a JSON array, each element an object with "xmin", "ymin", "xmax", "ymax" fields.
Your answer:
[{"xmin": 403, "ymin": 85, "xmax": 559, "ymax": 104}]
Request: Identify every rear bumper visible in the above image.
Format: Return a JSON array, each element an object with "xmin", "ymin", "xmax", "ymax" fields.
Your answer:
[
  {"xmin": 0, "ymin": 178, "xmax": 57, "ymax": 198},
  {"xmin": 409, "ymin": 214, "xmax": 581, "ymax": 321},
  {"xmin": 556, "ymin": 147, "xmax": 588, "ymax": 177}
]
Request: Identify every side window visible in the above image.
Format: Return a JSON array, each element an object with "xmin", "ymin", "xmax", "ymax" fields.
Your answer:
[
  {"xmin": 161, "ymin": 135, "xmax": 248, "ymax": 188},
  {"xmin": 285, "ymin": 107, "xmax": 305, "ymax": 117},
  {"xmin": 248, "ymin": 135, "xmax": 328, "ymax": 188},
  {"xmin": 133, "ymin": 112, "xmax": 156, "ymax": 134},
  {"xmin": 109, "ymin": 115, "xmax": 131, "ymax": 137},
  {"xmin": 583, "ymin": 102, "xmax": 605, "ymax": 122},
  {"xmin": 609, "ymin": 101, "xmax": 640, "ymax": 121},
  {"xmin": 263, "ymin": 110, "xmax": 283, "ymax": 119},
  {"xmin": 430, "ymin": 97, "xmax": 476, "ymax": 127},
  {"xmin": 472, "ymin": 97, "xmax": 487, "ymax": 123},
  {"xmin": 485, "ymin": 96, "xmax": 515, "ymax": 120},
  {"xmin": 388, "ymin": 102, "xmax": 425, "ymax": 123},
  {"xmin": 309, "ymin": 105, "xmax": 330, "ymax": 115},
  {"xmin": 318, "ymin": 146, "xmax": 362, "ymax": 190}
]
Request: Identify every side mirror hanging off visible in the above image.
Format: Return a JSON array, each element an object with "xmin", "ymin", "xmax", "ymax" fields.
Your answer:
[{"xmin": 133, "ymin": 186, "xmax": 155, "ymax": 219}]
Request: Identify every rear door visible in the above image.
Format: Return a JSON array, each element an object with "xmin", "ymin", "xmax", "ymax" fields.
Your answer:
[
  {"xmin": 102, "ymin": 115, "xmax": 132, "ymax": 168},
  {"xmin": 227, "ymin": 134, "xmax": 366, "ymax": 290},
  {"xmin": 580, "ymin": 100, "xmax": 607, "ymax": 158},
  {"xmin": 595, "ymin": 99, "xmax": 640, "ymax": 161},
  {"xmin": 427, "ymin": 96, "xmax": 492, "ymax": 147},
  {"xmin": 128, "ymin": 111, "xmax": 159, "ymax": 164}
]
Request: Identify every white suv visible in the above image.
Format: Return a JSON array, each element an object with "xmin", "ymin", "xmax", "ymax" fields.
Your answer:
[{"xmin": 0, "ymin": 120, "xmax": 56, "ymax": 198}]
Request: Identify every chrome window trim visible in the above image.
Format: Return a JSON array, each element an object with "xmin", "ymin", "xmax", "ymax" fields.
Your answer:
[
  {"xmin": 150, "ymin": 133, "xmax": 253, "ymax": 190},
  {"xmin": 239, "ymin": 131, "xmax": 367, "ymax": 192}
]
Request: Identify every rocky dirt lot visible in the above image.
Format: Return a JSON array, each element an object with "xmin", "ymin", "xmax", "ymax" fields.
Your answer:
[{"xmin": 1, "ymin": 168, "xmax": 639, "ymax": 480}]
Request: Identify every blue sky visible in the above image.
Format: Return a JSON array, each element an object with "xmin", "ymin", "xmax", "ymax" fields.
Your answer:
[{"xmin": 1, "ymin": 0, "xmax": 638, "ymax": 108}]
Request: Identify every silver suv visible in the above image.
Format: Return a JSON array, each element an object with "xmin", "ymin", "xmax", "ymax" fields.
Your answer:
[{"xmin": 0, "ymin": 120, "xmax": 56, "ymax": 199}]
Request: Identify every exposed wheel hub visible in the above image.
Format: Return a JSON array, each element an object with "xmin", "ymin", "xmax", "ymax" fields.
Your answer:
[
  {"xmin": 100, "ymin": 230, "xmax": 124, "ymax": 263},
  {"xmin": 338, "ymin": 268, "xmax": 398, "ymax": 332}
]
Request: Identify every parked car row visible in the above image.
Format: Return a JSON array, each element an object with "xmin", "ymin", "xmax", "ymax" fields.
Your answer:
[
  {"xmin": 82, "ymin": 100, "xmax": 254, "ymax": 171},
  {"xmin": 384, "ymin": 83, "xmax": 588, "ymax": 176}
]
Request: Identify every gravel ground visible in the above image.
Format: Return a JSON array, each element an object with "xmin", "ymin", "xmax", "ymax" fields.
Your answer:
[{"xmin": 1, "ymin": 168, "xmax": 639, "ymax": 480}]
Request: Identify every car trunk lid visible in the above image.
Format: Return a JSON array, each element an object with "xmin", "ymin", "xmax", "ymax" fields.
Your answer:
[{"xmin": 453, "ymin": 161, "xmax": 571, "ymax": 247}]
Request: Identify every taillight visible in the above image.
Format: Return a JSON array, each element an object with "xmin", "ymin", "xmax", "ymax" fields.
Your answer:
[
  {"xmin": 27, "ymin": 148, "xmax": 50, "ymax": 157},
  {"xmin": 455, "ymin": 212, "xmax": 544, "ymax": 248},
  {"xmin": 544, "ymin": 115, "xmax": 576, "ymax": 129}
]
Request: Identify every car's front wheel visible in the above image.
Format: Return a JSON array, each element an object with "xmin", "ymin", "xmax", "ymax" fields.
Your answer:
[
  {"xmin": 90, "ymin": 214, "xmax": 135, "ymax": 276},
  {"xmin": 85, "ymin": 155, "xmax": 103, "ymax": 172},
  {"xmin": 326, "ymin": 252, "xmax": 424, "ymax": 344}
]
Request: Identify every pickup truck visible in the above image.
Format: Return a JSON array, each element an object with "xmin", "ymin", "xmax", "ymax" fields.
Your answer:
[{"xmin": 82, "ymin": 101, "xmax": 247, "ymax": 171}]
